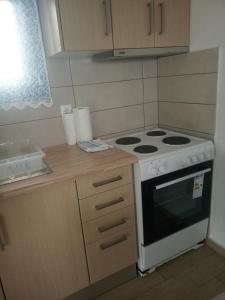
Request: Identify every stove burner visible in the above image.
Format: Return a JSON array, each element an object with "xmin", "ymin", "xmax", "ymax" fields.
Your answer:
[
  {"xmin": 163, "ymin": 136, "xmax": 191, "ymax": 145},
  {"xmin": 116, "ymin": 137, "xmax": 141, "ymax": 145},
  {"xmin": 134, "ymin": 145, "xmax": 158, "ymax": 154},
  {"xmin": 147, "ymin": 130, "xmax": 167, "ymax": 137}
]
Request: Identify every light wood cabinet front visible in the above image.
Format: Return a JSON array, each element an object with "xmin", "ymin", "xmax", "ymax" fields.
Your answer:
[
  {"xmin": 86, "ymin": 227, "xmax": 137, "ymax": 283},
  {"xmin": 80, "ymin": 183, "xmax": 134, "ymax": 222},
  {"xmin": 154, "ymin": 0, "xmax": 190, "ymax": 47},
  {"xmin": 0, "ymin": 181, "xmax": 89, "ymax": 300},
  {"xmin": 111, "ymin": 0, "xmax": 155, "ymax": 49},
  {"xmin": 83, "ymin": 206, "xmax": 135, "ymax": 244},
  {"xmin": 76, "ymin": 165, "xmax": 132, "ymax": 199},
  {"xmin": 59, "ymin": 0, "xmax": 113, "ymax": 51}
]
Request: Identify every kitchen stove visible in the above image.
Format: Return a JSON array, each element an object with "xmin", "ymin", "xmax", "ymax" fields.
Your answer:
[{"xmin": 107, "ymin": 128, "xmax": 215, "ymax": 274}]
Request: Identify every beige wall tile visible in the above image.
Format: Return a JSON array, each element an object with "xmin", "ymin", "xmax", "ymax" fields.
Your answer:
[
  {"xmin": 0, "ymin": 87, "xmax": 75, "ymax": 125},
  {"xmin": 158, "ymin": 73, "xmax": 217, "ymax": 104},
  {"xmin": 144, "ymin": 102, "xmax": 158, "ymax": 126},
  {"xmin": 91, "ymin": 105, "xmax": 144, "ymax": 137},
  {"xmin": 142, "ymin": 58, "xmax": 158, "ymax": 78},
  {"xmin": 158, "ymin": 48, "xmax": 218, "ymax": 76},
  {"xmin": 144, "ymin": 78, "xmax": 158, "ymax": 103},
  {"xmin": 70, "ymin": 57, "xmax": 142, "ymax": 85},
  {"xmin": 74, "ymin": 80, "xmax": 143, "ymax": 112},
  {"xmin": 159, "ymin": 102, "xmax": 216, "ymax": 134},
  {"xmin": 46, "ymin": 57, "xmax": 72, "ymax": 87},
  {"xmin": 0, "ymin": 118, "xmax": 66, "ymax": 147}
]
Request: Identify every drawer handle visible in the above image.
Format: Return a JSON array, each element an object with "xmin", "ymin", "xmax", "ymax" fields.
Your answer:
[
  {"xmin": 98, "ymin": 218, "xmax": 127, "ymax": 233},
  {"xmin": 0, "ymin": 216, "xmax": 7, "ymax": 251},
  {"xmin": 100, "ymin": 235, "xmax": 127, "ymax": 250},
  {"xmin": 102, "ymin": 0, "xmax": 112, "ymax": 36},
  {"xmin": 93, "ymin": 175, "xmax": 123, "ymax": 188},
  {"xmin": 95, "ymin": 197, "xmax": 125, "ymax": 210},
  {"xmin": 147, "ymin": 2, "xmax": 153, "ymax": 35},
  {"xmin": 158, "ymin": 2, "xmax": 164, "ymax": 35}
]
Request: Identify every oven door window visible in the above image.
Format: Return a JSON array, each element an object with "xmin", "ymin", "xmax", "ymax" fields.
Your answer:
[{"xmin": 142, "ymin": 162, "xmax": 212, "ymax": 246}]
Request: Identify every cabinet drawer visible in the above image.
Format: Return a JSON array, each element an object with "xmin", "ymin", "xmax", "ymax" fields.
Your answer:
[
  {"xmin": 76, "ymin": 166, "xmax": 132, "ymax": 199},
  {"xmin": 80, "ymin": 184, "xmax": 134, "ymax": 222},
  {"xmin": 83, "ymin": 206, "xmax": 135, "ymax": 244},
  {"xmin": 86, "ymin": 227, "xmax": 137, "ymax": 283}
]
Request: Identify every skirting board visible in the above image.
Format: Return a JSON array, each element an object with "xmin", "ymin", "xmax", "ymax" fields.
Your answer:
[
  {"xmin": 207, "ymin": 238, "xmax": 225, "ymax": 258},
  {"xmin": 64, "ymin": 264, "xmax": 137, "ymax": 300}
]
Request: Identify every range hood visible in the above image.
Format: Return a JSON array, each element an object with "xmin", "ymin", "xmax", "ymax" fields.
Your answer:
[{"xmin": 93, "ymin": 47, "xmax": 189, "ymax": 61}]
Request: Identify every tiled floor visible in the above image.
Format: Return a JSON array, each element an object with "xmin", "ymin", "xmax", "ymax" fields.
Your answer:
[{"xmin": 94, "ymin": 246, "xmax": 225, "ymax": 300}]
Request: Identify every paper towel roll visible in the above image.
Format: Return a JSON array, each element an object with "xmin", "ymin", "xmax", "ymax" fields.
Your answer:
[
  {"xmin": 62, "ymin": 113, "xmax": 77, "ymax": 145},
  {"xmin": 74, "ymin": 107, "xmax": 93, "ymax": 142}
]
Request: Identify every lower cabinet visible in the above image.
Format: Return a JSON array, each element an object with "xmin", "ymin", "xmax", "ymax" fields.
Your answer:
[
  {"xmin": 0, "ymin": 181, "xmax": 89, "ymax": 300},
  {"xmin": 86, "ymin": 227, "xmax": 137, "ymax": 283},
  {"xmin": 0, "ymin": 165, "xmax": 137, "ymax": 300},
  {"xmin": 77, "ymin": 165, "xmax": 137, "ymax": 284}
]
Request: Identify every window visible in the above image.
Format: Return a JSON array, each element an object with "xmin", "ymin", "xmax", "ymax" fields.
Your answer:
[{"xmin": 0, "ymin": 0, "xmax": 52, "ymax": 110}]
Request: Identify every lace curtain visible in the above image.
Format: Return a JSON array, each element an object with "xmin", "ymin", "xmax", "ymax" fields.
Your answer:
[{"xmin": 0, "ymin": 0, "xmax": 52, "ymax": 110}]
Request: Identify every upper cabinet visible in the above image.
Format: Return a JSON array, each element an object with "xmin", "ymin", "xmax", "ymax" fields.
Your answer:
[
  {"xmin": 38, "ymin": 0, "xmax": 190, "ymax": 56},
  {"xmin": 154, "ymin": 0, "xmax": 190, "ymax": 47},
  {"xmin": 111, "ymin": 0, "xmax": 155, "ymax": 49},
  {"xmin": 59, "ymin": 0, "xmax": 113, "ymax": 51},
  {"xmin": 111, "ymin": 0, "xmax": 189, "ymax": 49}
]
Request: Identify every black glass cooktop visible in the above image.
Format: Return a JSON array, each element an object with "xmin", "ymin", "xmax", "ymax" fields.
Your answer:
[
  {"xmin": 134, "ymin": 145, "xmax": 158, "ymax": 154},
  {"xmin": 163, "ymin": 136, "xmax": 191, "ymax": 145},
  {"xmin": 116, "ymin": 137, "xmax": 141, "ymax": 145},
  {"xmin": 147, "ymin": 130, "xmax": 167, "ymax": 137}
]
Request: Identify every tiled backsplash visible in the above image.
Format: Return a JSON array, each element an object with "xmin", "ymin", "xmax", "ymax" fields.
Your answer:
[
  {"xmin": 158, "ymin": 48, "xmax": 218, "ymax": 138},
  {"xmin": 0, "ymin": 48, "xmax": 218, "ymax": 147},
  {"xmin": 0, "ymin": 56, "xmax": 158, "ymax": 147}
]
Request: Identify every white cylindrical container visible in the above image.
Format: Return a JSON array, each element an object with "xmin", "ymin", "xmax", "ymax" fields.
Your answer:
[
  {"xmin": 62, "ymin": 113, "xmax": 77, "ymax": 145},
  {"xmin": 73, "ymin": 107, "xmax": 93, "ymax": 142}
]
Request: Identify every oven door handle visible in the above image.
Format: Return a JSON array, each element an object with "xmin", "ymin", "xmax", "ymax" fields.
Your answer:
[{"xmin": 155, "ymin": 168, "xmax": 212, "ymax": 190}]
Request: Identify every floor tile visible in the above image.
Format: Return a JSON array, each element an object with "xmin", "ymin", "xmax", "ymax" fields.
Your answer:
[
  {"xmin": 181, "ymin": 278, "xmax": 225, "ymax": 300},
  {"xmin": 95, "ymin": 272, "xmax": 164, "ymax": 300},
  {"xmin": 94, "ymin": 246, "xmax": 225, "ymax": 300}
]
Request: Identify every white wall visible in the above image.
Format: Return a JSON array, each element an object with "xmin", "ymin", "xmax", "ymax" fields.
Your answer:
[{"xmin": 190, "ymin": 0, "xmax": 225, "ymax": 248}]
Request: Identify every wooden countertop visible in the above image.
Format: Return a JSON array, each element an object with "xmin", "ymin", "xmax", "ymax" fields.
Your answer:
[{"xmin": 0, "ymin": 144, "xmax": 137, "ymax": 199}]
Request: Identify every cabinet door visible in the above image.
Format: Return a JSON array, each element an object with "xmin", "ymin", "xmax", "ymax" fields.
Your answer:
[
  {"xmin": 154, "ymin": 0, "xmax": 190, "ymax": 47},
  {"xmin": 111, "ymin": 0, "xmax": 155, "ymax": 49},
  {"xmin": 59, "ymin": 0, "xmax": 113, "ymax": 50},
  {"xmin": 0, "ymin": 181, "xmax": 89, "ymax": 300}
]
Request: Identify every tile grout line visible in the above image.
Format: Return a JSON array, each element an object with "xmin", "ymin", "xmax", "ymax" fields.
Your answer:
[
  {"xmin": 141, "ymin": 58, "xmax": 146, "ymax": 129},
  {"xmin": 157, "ymin": 57, "xmax": 159, "ymax": 127},
  {"xmin": 158, "ymin": 100, "xmax": 216, "ymax": 106},
  {"xmin": 68, "ymin": 55, "xmax": 77, "ymax": 108},
  {"xmin": 158, "ymin": 71, "xmax": 217, "ymax": 78}
]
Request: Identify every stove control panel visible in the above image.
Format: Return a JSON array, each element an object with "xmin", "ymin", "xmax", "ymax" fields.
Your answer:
[{"xmin": 140, "ymin": 142, "xmax": 215, "ymax": 181}]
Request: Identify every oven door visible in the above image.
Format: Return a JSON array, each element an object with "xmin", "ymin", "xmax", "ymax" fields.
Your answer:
[{"xmin": 142, "ymin": 161, "xmax": 213, "ymax": 246}]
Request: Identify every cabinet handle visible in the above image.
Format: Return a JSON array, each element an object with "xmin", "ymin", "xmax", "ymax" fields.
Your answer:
[
  {"xmin": 100, "ymin": 235, "xmax": 127, "ymax": 250},
  {"xmin": 0, "ymin": 216, "xmax": 7, "ymax": 251},
  {"xmin": 158, "ymin": 2, "xmax": 164, "ymax": 34},
  {"xmin": 98, "ymin": 218, "xmax": 127, "ymax": 233},
  {"xmin": 102, "ymin": 0, "xmax": 111, "ymax": 36},
  {"xmin": 147, "ymin": 2, "xmax": 152, "ymax": 35},
  {"xmin": 93, "ymin": 175, "xmax": 122, "ymax": 188},
  {"xmin": 95, "ymin": 197, "xmax": 125, "ymax": 210}
]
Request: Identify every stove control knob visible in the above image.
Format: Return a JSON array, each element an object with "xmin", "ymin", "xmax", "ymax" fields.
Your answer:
[
  {"xmin": 191, "ymin": 156, "xmax": 198, "ymax": 163},
  {"xmin": 205, "ymin": 152, "xmax": 212, "ymax": 160},
  {"xmin": 184, "ymin": 158, "xmax": 191, "ymax": 166},
  {"xmin": 198, "ymin": 154, "xmax": 204, "ymax": 161},
  {"xmin": 150, "ymin": 168, "xmax": 158, "ymax": 176},
  {"xmin": 159, "ymin": 166, "xmax": 166, "ymax": 174}
]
